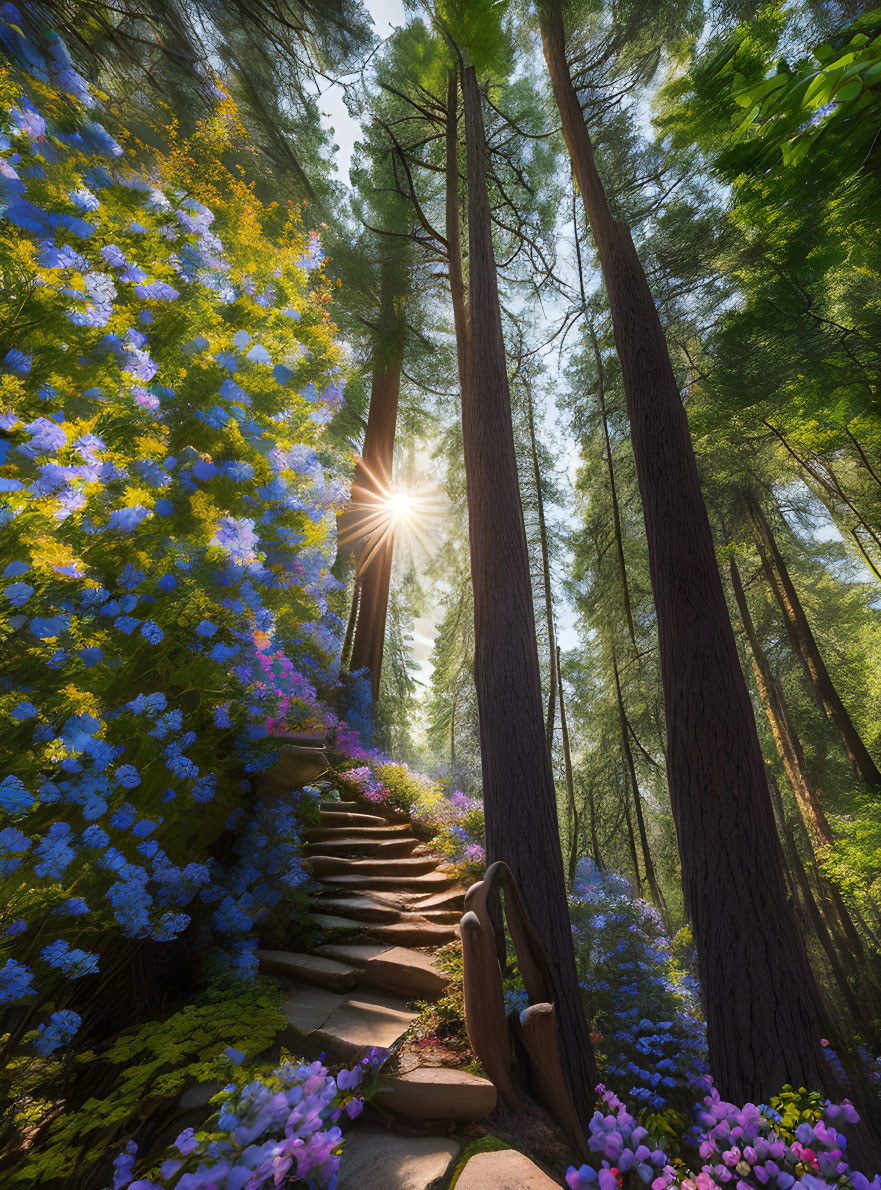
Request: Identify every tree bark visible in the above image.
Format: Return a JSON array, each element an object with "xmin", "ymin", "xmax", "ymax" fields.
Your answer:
[
  {"xmin": 745, "ymin": 491, "xmax": 881, "ymax": 784},
  {"xmin": 347, "ymin": 344, "xmax": 405, "ymax": 701},
  {"xmin": 589, "ymin": 323, "xmax": 637, "ymax": 650},
  {"xmin": 458, "ymin": 61, "xmax": 598, "ymax": 1117},
  {"xmin": 557, "ymin": 646, "xmax": 579, "ymax": 886},
  {"xmin": 611, "ymin": 643, "xmax": 668, "ymax": 921},
  {"xmin": 540, "ymin": 0, "xmax": 827, "ymax": 1103},
  {"xmin": 527, "ymin": 378, "xmax": 558, "ymax": 749},
  {"xmin": 728, "ymin": 557, "xmax": 834, "ymax": 848}
]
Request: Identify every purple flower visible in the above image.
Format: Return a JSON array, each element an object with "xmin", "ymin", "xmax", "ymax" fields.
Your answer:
[{"xmin": 19, "ymin": 416, "xmax": 67, "ymax": 457}]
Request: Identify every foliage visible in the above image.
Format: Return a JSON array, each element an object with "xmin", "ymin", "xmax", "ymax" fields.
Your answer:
[
  {"xmin": 331, "ymin": 748, "xmax": 486, "ymax": 875},
  {"xmin": 568, "ymin": 859, "xmax": 708, "ymax": 1135},
  {"xmin": 565, "ymin": 1081, "xmax": 880, "ymax": 1190},
  {"xmin": 0, "ymin": 8, "xmax": 351, "ymax": 1176},
  {"xmin": 106, "ymin": 1049, "xmax": 387, "ymax": 1190},
  {"xmin": 8, "ymin": 976, "xmax": 286, "ymax": 1187}
]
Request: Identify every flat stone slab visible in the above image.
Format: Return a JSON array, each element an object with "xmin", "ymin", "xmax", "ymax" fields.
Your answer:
[
  {"xmin": 336, "ymin": 1128, "xmax": 459, "ymax": 1190},
  {"xmin": 305, "ymin": 854, "xmax": 439, "ymax": 878},
  {"xmin": 315, "ymin": 943, "xmax": 448, "ymax": 1000},
  {"xmin": 280, "ymin": 981, "xmax": 345, "ymax": 1037},
  {"xmin": 319, "ymin": 872, "xmax": 455, "ymax": 893},
  {"xmin": 309, "ymin": 911, "xmax": 364, "ymax": 933},
  {"xmin": 319, "ymin": 896, "xmax": 410, "ymax": 924},
  {"xmin": 304, "ymin": 824, "xmax": 412, "ymax": 842},
  {"xmin": 256, "ymin": 949, "xmax": 357, "ymax": 993},
  {"xmin": 408, "ymin": 887, "xmax": 466, "ymax": 912},
  {"xmin": 455, "ymin": 1150, "xmax": 563, "ymax": 1189},
  {"xmin": 306, "ymin": 836, "xmax": 418, "ymax": 858},
  {"xmin": 375, "ymin": 1066, "xmax": 497, "ymax": 1122},
  {"xmin": 367, "ymin": 920, "xmax": 457, "ymax": 947},
  {"xmin": 315, "ymin": 990, "xmax": 418, "ymax": 1062},
  {"xmin": 319, "ymin": 809, "xmax": 389, "ymax": 827}
]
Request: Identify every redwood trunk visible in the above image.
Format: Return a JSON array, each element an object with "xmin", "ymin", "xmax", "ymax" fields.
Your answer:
[
  {"xmin": 459, "ymin": 62, "xmax": 598, "ymax": 1116},
  {"xmin": 540, "ymin": 0, "xmax": 826, "ymax": 1102},
  {"xmin": 728, "ymin": 557, "xmax": 834, "ymax": 847},
  {"xmin": 527, "ymin": 380, "xmax": 558, "ymax": 748},
  {"xmin": 347, "ymin": 347, "xmax": 404, "ymax": 701},
  {"xmin": 612, "ymin": 644, "xmax": 667, "ymax": 920},
  {"xmin": 745, "ymin": 492, "xmax": 881, "ymax": 785},
  {"xmin": 557, "ymin": 645, "xmax": 579, "ymax": 885}
]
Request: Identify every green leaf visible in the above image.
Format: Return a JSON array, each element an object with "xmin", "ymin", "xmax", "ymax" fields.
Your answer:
[{"xmin": 835, "ymin": 79, "xmax": 864, "ymax": 103}]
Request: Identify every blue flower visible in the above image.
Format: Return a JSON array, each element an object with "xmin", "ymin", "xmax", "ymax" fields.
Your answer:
[
  {"xmin": 0, "ymin": 958, "xmax": 35, "ymax": 1004},
  {"xmin": 34, "ymin": 1009, "xmax": 81, "ymax": 1055},
  {"xmin": 0, "ymin": 775, "xmax": 32, "ymax": 812},
  {"xmin": 107, "ymin": 505, "xmax": 151, "ymax": 531},
  {"xmin": 141, "ymin": 620, "xmax": 164, "ymax": 643},
  {"xmin": 40, "ymin": 940, "xmax": 99, "ymax": 978},
  {"xmin": 196, "ymin": 619, "xmax": 217, "ymax": 637},
  {"xmin": 81, "ymin": 824, "xmax": 109, "ymax": 848},
  {"xmin": 34, "ymin": 822, "xmax": 75, "ymax": 879},
  {"xmin": 114, "ymin": 765, "xmax": 140, "ymax": 789},
  {"xmin": 11, "ymin": 701, "xmax": 38, "ymax": 720}
]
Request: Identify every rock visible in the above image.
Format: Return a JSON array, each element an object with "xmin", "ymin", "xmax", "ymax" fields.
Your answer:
[
  {"xmin": 335, "ymin": 1127, "xmax": 459, "ymax": 1190},
  {"xmin": 408, "ymin": 887, "xmax": 466, "ymax": 912},
  {"xmin": 454, "ymin": 1149, "xmax": 563, "ymax": 1189},
  {"xmin": 319, "ymin": 895, "xmax": 411, "ymax": 923},
  {"xmin": 256, "ymin": 949, "xmax": 358, "ymax": 993},
  {"xmin": 314, "ymin": 942, "xmax": 448, "ymax": 1000},
  {"xmin": 304, "ymin": 854, "xmax": 440, "ymax": 878},
  {"xmin": 319, "ymin": 871, "xmax": 455, "ymax": 893},
  {"xmin": 309, "ymin": 911, "xmax": 364, "ymax": 933},
  {"xmin": 375, "ymin": 1066, "xmax": 496, "ymax": 1122},
  {"xmin": 280, "ymin": 981, "xmax": 345, "ymax": 1036},
  {"xmin": 262, "ymin": 744, "xmax": 327, "ymax": 789},
  {"xmin": 319, "ymin": 809, "xmax": 390, "ymax": 828},
  {"xmin": 314, "ymin": 990, "xmax": 418, "ymax": 1063},
  {"xmin": 366, "ymin": 920, "xmax": 458, "ymax": 947},
  {"xmin": 305, "ymin": 836, "xmax": 418, "ymax": 858}
]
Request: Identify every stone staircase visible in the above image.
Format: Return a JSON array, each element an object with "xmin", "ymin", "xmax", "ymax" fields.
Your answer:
[{"xmin": 177, "ymin": 788, "xmax": 566, "ymax": 1187}]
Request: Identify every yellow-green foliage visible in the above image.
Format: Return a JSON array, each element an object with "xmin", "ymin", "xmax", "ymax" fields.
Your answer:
[{"xmin": 7, "ymin": 976, "xmax": 285, "ymax": 1186}]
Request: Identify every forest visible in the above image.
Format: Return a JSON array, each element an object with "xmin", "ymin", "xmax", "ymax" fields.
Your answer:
[{"xmin": 0, "ymin": 0, "xmax": 880, "ymax": 1187}]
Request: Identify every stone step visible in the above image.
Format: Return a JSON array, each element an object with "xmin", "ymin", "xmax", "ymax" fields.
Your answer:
[
  {"xmin": 278, "ymin": 982, "xmax": 417, "ymax": 1065},
  {"xmin": 313, "ymin": 989, "xmax": 419, "ymax": 1064},
  {"xmin": 304, "ymin": 836, "xmax": 419, "ymax": 858},
  {"xmin": 366, "ymin": 920, "xmax": 458, "ymax": 948},
  {"xmin": 304, "ymin": 823, "xmax": 412, "ymax": 843},
  {"xmin": 319, "ymin": 809, "xmax": 390, "ymax": 828},
  {"xmin": 261, "ymin": 745, "xmax": 327, "ymax": 790},
  {"xmin": 308, "ymin": 912, "xmax": 364, "ymax": 934},
  {"xmin": 256, "ymin": 949, "xmax": 357, "ymax": 993},
  {"xmin": 419, "ymin": 908, "xmax": 461, "ymax": 925},
  {"xmin": 319, "ymin": 895, "xmax": 411, "ymax": 924},
  {"xmin": 304, "ymin": 854, "xmax": 440, "ymax": 879},
  {"xmin": 408, "ymin": 886, "xmax": 466, "ymax": 912},
  {"xmin": 374, "ymin": 1066, "xmax": 497, "ymax": 1122},
  {"xmin": 318, "ymin": 871, "xmax": 455, "ymax": 894},
  {"xmin": 335, "ymin": 1127, "xmax": 460, "ymax": 1190},
  {"xmin": 314, "ymin": 942, "xmax": 448, "ymax": 1001},
  {"xmin": 455, "ymin": 1149, "xmax": 564, "ymax": 1188}
]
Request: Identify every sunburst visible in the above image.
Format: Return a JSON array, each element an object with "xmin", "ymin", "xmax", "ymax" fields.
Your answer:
[{"xmin": 339, "ymin": 457, "xmax": 446, "ymax": 573}]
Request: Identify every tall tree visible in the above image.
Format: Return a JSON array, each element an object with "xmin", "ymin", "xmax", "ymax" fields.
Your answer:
[
  {"xmin": 744, "ymin": 490, "xmax": 881, "ymax": 785},
  {"xmin": 538, "ymin": 0, "xmax": 827, "ymax": 1103},
  {"xmin": 450, "ymin": 48, "xmax": 599, "ymax": 1116}
]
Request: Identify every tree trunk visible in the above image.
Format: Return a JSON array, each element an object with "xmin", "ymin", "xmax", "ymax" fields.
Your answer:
[
  {"xmin": 527, "ymin": 378, "xmax": 558, "ymax": 749},
  {"xmin": 540, "ymin": 0, "xmax": 827, "ymax": 1103},
  {"xmin": 611, "ymin": 643, "xmax": 668, "ymax": 921},
  {"xmin": 728, "ymin": 557, "xmax": 834, "ymax": 847},
  {"xmin": 458, "ymin": 61, "xmax": 598, "ymax": 1117},
  {"xmin": 557, "ymin": 646, "xmax": 579, "ymax": 886},
  {"xmin": 589, "ymin": 324, "xmax": 637, "ymax": 651},
  {"xmin": 745, "ymin": 491, "xmax": 881, "ymax": 784},
  {"xmin": 340, "ymin": 576, "xmax": 360, "ymax": 672}
]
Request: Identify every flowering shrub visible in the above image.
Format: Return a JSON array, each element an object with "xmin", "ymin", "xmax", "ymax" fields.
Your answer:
[
  {"xmin": 108, "ymin": 1049, "xmax": 387, "ymax": 1190},
  {"xmin": 0, "ymin": 7, "xmax": 350, "ymax": 1177},
  {"xmin": 566, "ymin": 1083, "xmax": 881, "ymax": 1190},
  {"xmin": 330, "ymin": 745, "xmax": 486, "ymax": 876},
  {"xmin": 569, "ymin": 859, "xmax": 708, "ymax": 1134}
]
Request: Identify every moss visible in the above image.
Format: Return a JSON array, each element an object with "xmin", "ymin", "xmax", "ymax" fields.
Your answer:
[{"xmin": 447, "ymin": 1134, "xmax": 512, "ymax": 1188}]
